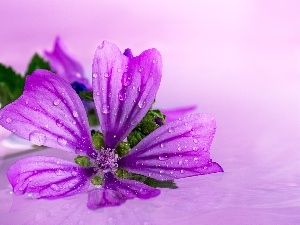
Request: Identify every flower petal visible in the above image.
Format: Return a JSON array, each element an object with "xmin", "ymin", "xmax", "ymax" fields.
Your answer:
[
  {"xmin": 92, "ymin": 41, "xmax": 162, "ymax": 148},
  {"xmin": 0, "ymin": 70, "xmax": 95, "ymax": 157},
  {"xmin": 162, "ymin": 105, "xmax": 197, "ymax": 123},
  {"xmin": 7, "ymin": 156, "xmax": 93, "ymax": 198},
  {"xmin": 45, "ymin": 37, "xmax": 90, "ymax": 88},
  {"xmin": 118, "ymin": 113, "xmax": 223, "ymax": 181},
  {"xmin": 87, "ymin": 172, "xmax": 160, "ymax": 209}
]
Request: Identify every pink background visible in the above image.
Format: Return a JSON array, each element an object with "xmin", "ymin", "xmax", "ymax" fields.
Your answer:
[{"xmin": 1, "ymin": 1, "xmax": 300, "ymax": 224}]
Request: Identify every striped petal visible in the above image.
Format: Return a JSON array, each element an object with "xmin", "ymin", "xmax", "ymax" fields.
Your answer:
[
  {"xmin": 92, "ymin": 41, "xmax": 162, "ymax": 148},
  {"xmin": 7, "ymin": 156, "xmax": 94, "ymax": 198},
  {"xmin": 0, "ymin": 70, "xmax": 96, "ymax": 157},
  {"xmin": 118, "ymin": 113, "xmax": 223, "ymax": 181}
]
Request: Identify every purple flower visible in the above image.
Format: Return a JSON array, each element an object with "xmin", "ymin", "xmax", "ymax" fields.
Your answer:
[
  {"xmin": 45, "ymin": 37, "xmax": 90, "ymax": 89},
  {"xmin": 0, "ymin": 41, "xmax": 223, "ymax": 209}
]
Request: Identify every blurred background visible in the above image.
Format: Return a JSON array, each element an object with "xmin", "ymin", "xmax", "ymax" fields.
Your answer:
[{"xmin": 1, "ymin": 1, "xmax": 300, "ymax": 224}]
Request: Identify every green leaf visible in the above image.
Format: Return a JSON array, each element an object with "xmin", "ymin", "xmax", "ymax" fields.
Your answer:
[
  {"xmin": 79, "ymin": 91, "xmax": 94, "ymax": 102},
  {"xmin": 127, "ymin": 109, "xmax": 166, "ymax": 148},
  {"xmin": 115, "ymin": 169, "xmax": 178, "ymax": 189},
  {"xmin": 25, "ymin": 53, "xmax": 51, "ymax": 76},
  {"xmin": 115, "ymin": 142, "xmax": 130, "ymax": 157},
  {"xmin": 0, "ymin": 64, "xmax": 25, "ymax": 108},
  {"xmin": 88, "ymin": 108, "xmax": 100, "ymax": 126}
]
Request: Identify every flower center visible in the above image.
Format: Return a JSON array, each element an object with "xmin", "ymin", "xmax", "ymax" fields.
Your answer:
[{"xmin": 94, "ymin": 147, "xmax": 118, "ymax": 173}]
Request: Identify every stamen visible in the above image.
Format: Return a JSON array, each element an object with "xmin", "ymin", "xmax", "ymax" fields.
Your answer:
[{"xmin": 95, "ymin": 147, "xmax": 118, "ymax": 173}]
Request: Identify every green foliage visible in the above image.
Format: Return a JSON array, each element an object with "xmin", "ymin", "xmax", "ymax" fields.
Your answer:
[
  {"xmin": 127, "ymin": 109, "xmax": 166, "ymax": 148},
  {"xmin": 74, "ymin": 155, "xmax": 90, "ymax": 167},
  {"xmin": 115, "ymin": 142, "xmax": 130, "ymax": 157},
  {"xmin": 0, "ymin": 64, "xmax": 25, "ymax": 108},
  {"xmin": 79, "ymin": 91, "xmax": 94, "ymax": 102},
  {"xmin": 91, "ymin": 130, "xmax": 105, "ymax": 150},
  {"xmin": 25, "ymin": 53, "xmax": 51, "ymax": 76},
  {"xmin": 115, "ymin": 169, "xmax": 178, "ymax": 189},
  {"xmin": 87, "ymin": 108, "xmax": 99, "ymax": 126}
]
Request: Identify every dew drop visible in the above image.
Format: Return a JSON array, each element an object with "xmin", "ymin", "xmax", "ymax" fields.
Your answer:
[
  {"xmin": 178, "ymin": 161, "xmax": 183, "ymax": 165},
  {"xmin": 57, "ymin": 137, "xmax": 67, "ymax": 146},
  {"xmin": 168, "ymin": 127, "xmax": 175, "ymax": 133},
  {"xmin": 160, "ymin": 143, "xmax": 165, "ymax": 148},
  {"xmin": 103, "ymin": 72, "xmax": 110, "ymax": 78},
  {"xmin": 118, "ymin": 89, "xmax": 127, "ymax": 101},
  {"xmin": 159, "ymin": 170, "xmax": 164, "ymax": 174},
  {"xmin": 56, "ymin": 119, "xmax": 63, "ymax": 127},
  {"xmin": 180, "ymin": 169, "xmax": 184, "ymax": 174},
  {"xmin": 53, "ymin": 99, "xmax": 60, "ymax": 106},
  {"xmin": 122, "ymin": 72, "xmax": 132, "ymax": 86},
  {"xmin": 29, "ymin": 131, "xmax": 47, "ymax": 146},
  {"xmin": 92, "ymin": 73, "xmax": 98, "ymax": 78},
  {"xmin": 72, "ymin": 110, "xmax": 78, "ymax": 118},
  {"xmin": 6, "ymin": 117, "xmax": 12, "ymax": 123},
  {"xmin": 138, "ymin": 100, "xmax": 146, "ymax": 108},
  {"xmin": 55, "ymin": 170, "xmax": 63, "ymax": 176},
  {"xmin": 50, "ymin": 184, "xmax": 60, "ymax": 191},
  {"xmin": 101, "ymin": 103, "xmax": 110, "ymax": 114},
  {"xmin": 158, "ymin": 154, "xmax": 168, "ymax": 161}
]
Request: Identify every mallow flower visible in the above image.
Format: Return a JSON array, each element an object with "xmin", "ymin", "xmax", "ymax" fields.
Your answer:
[
  {"xmin": 0, "ymin": 41, "xmax": 223, "ymax": 209},
  {"xmin": 45, "ymin": 37, "xmax": 195, "ymax": 123}
]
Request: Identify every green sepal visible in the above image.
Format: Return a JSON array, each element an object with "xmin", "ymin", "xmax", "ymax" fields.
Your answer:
[
  {"xmin": 91, "ymin": 176, "xmax": 103, "ymax": 185},
  {"xmin": 0, "ymin": 64, "xmax": 25, "ymax": 108},
  {"xmin": 127, "ymin": 109, "xmax": 166, "ymax": 148},
  {"xmin": 91, "ymin": 130, "xmax": 105, "ymax": 150},
  {"xmin": 79, "ymin": 91, "xmax": 93, "ymax": 102},
  {"xmin": 115, "ymin": 169, "xmax": 178, "ymax": 189},
  {"xmin": 25, "ymin": 53, "xmax": 51, "ymax": 76},
  {"xmin": 115, "ymin": 142, "xmax": 130, "ymax": 157},
  {"xmin": 127, "ymin": 130, "xmax": 145, "ymax": 148},
  {"xmin": 87, "ymin": 108, "xmax": 99, "ymax": 126},
  {"xmin": 74, "ymin": 155, "xmax": 90, "ymax": 167}
]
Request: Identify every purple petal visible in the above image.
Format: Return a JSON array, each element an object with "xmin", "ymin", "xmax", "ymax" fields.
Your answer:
[
  {"xmin": 87, "ymin": 172, "xmax": 160, "ymax": 209},
  {"xmin": 118, "ymin": 113, "xmax": 223, "ymax": 181},
  {"xmin": 0, "ymin": 70, "xmax": 96, "ymax": 157},
  {"xmin": 162, "ymin": 105, "xmax": 197, "ymax": 123},
  {"xmin": 45, "ymin": 37, "xmax": 90, "ymax": 88},
  {"xmin": 7, "ymin": 156, "xmax": 93, "ymax": 198},
  {"xmin": 92, "ymin": 41, "xmax": 162, "ymax": 148}
]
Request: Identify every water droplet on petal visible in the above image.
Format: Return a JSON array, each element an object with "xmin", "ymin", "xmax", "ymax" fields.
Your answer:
[
  {"xmin": 118, "ymin": 89, "xmax": 127, "ymax": 101},
  {"xmin": 101, "ymin": 103, "xmax": 110, "ymax": 114},
  {"xmin": 168, "ymin": 127, "xmax": 175, "ymax": 133},
  {"xmin": 104, "ymin": 72, "xmax": 110, "ymax": 78},
  {"xmin": 180, "ymin": 169, "xmax": 184, "ymax": 174},
  {"xmin": 50, "ymin": 184, "xmax": 60, "ymax": 191},
  {"xmin": 92, "ymin": 73, "xmax": 98, "ymax": 78},
  {"xmin": 159, "ymin": 170, "xmax": 164, "ymax": 174},
  {"xmin": 56, "ymin": 119, "xmax": 63, "ymax": 127},
  {"xmin": 53, "ymin": 99, "xmax": 60, "ymax": 106},
  {"xmin": 160, "ymin": 143, "xmax": 165, "ymax": 148},
  {"xmin": 29, "ymin": 131, "xmax": 47, "ymax": 146},
  {"xmin": 55, "ymin": 170, "xmax": 63, "ymax": 176},
  {"xmin": 6, "ymin": 117, "xmax": 12, "ymax": 123},
  {"xmin": 138, "ymin": 100, "xmax": 146, "ymax": 108},
  {"xmin": 158, "ymin": 154, "xmax": 168, "ymax": 161},
  {"xmin": 122, "ymin": 72, "xmax": 132, "ymax": 86},
  {"xmin": 57, "ymin": 137, "xmax": 67, "ymax": 146},
  {"xmin": 72, "ymin": 110, "xmax": 78, "ymax": 118}
]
